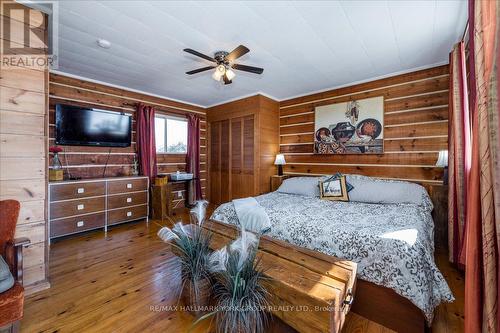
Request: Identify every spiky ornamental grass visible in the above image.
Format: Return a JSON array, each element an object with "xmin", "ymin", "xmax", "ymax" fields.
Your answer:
[
  {"xmin": 194, "ymin": 229, "xmax": 271, "ymax": 333},
  {"xmin": 212, "ymin": 248, "xmax": 270, "ymax": 333},
  {"xmin": 157, "ymin": 201, "xmax": 213, "ymax": 306},
  {"xmin": 173, "ymin": 223, "xmax": 213, "ymax": 302}
]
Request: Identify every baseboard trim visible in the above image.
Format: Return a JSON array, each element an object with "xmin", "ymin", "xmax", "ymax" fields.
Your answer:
[{"xmin": 25, "ymin": 280, "xmax": 51, "ymax": 295}]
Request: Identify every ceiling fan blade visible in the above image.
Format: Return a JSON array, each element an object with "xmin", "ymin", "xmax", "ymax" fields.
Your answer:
[
  {"xmin": 222, "ymin": 73, "xmax": 232, "ymax": 85},
  {"xmin": 186, "ymin": 66, "xmax": 216, "ymax": 75},
  {"xmin": 232, "ymin": 63, "xmax": 264, "ymax": 74},
  {"xmin": 226, "ymin": 45, "xmax": 250, "ymax": 62},
  {"xmin": 183, "ymin": 48, "xmax": 216, "ymax": 63}
]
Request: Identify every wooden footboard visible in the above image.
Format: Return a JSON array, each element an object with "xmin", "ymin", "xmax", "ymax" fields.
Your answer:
[
  {"xmin": 205, "ymin": 219, "xmax": 426, "ymax": 333},
  {"xmin": 204, "ymin": 219, "xmax": 357, "ymax": 333}
]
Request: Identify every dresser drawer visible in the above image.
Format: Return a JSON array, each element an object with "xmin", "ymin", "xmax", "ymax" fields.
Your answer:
[
  {"xmin": 107, "ymin": 178, "xmax": 148, "ymax": 194},
  {"xmin": 108, "ymin": 205, "xmax": 148, "ymax": 225},
  {"xmin": 50, "ymin": 213, "xmax": 105, "ymax": 238},
  {"xmin": 107, "ymin": 191, "xmax": 148, "ymax": 209},
  {"xmin": 50, "ymin": 197, "xmax": 105, "ymax": 219},
  {"xmin": 50, "ymin": 182, "xmax": 105, "ymax": 202}
]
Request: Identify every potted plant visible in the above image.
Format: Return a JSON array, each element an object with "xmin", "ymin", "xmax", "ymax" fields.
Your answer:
[
  {"xmin": 157, "ymin": 201, "xmax": 212, "ymax": 318},
  {"xmin": 196, "ymin": 228, "xmax": 270, "ymax": 333}
]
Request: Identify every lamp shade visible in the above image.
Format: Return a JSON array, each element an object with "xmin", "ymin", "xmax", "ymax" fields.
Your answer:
[
  {"xmin": 435, "ymin": 150, "xmax": 448, "ymax": 167},
  {"xmin": 225, "ymin": 68, "xmax": 236, "ymax": 81},
  {"xmin": 212, "ymin": 65, "xmax": 225, "ymax": 81},
  {"xmin": 274, "ymin": 154, "xmax": 286, "ymax": 165}
]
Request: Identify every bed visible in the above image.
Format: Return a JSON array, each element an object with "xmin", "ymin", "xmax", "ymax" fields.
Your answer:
[{"xmin": 210, "ymin": 174, "xmax": 454, "ymax": 332}]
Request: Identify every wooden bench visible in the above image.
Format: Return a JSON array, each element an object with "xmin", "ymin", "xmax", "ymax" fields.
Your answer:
[{"xmin": 204, "ymin": 220, "xmax": 357, "ymax": 333}]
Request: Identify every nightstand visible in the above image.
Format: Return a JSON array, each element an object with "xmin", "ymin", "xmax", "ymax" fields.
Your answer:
[{"xmin": 270, "ymin": 175, "xmax": 289, "ymax": 192}]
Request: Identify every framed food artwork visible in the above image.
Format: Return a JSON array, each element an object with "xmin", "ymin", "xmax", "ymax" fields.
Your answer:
[{"xmin": 314, "ymin": 96, "xmax": 384, "ymax": 154}]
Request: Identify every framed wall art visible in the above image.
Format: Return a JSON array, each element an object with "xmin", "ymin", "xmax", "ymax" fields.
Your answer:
[{"xmin": 314, "ymin": 96, "xmax": 384, "ymax": 154}]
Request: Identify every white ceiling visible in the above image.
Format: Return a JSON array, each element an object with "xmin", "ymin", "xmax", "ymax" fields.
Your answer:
[{"xmin": 51, "ymin": 0, "xmax": 467, "ymax": 107}]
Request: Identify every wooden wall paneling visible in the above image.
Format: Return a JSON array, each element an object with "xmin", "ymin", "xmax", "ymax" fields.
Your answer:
[
  {"xmin": 0, "ymin": 86, "xmax": 46, "ymax": 114},
  {"xmin": 0, "ymin": 134, "xmax": 46, "ymax": 157},
  {"xmin": 279, "ymin": 65, "xmax": 449, "ymax": 108},
  {"xmin": 49, "ymin": 72, "xmax": 207, "ymax": 212},
  {"xmin": 220, "ymin": 120, "xmax": 230, "ymax": 203},
  {"xmin": 384, "ymin": 106, "xmax": 448, "ymax": 125},
  {"xmin": 209, "ymin": 122, "xmax": 221, "ymax": 204},
  {"xmin": 384, "ymin": 137, "xmax": 448, "ymax": 152},
  {"xmin": 285, "ymin": 152, "xmax": 439, "ymax": 165},
  {"xmin": 278, "ymin": 65, "xmax": 450, "ymax": 185},
  {"xmin": 0, "ymin": 110, "xmax": 45, "ymax": 136},
  {"xmin": 0, "ymin": 67, "xmax": 45, "ymax": 92},
  {"xmin": 0, "ymin": 4, "xmax": 49, "ymax": 292},
  {"xmin": 49, "ymin": 73, "xmax": 206, "ymax": 115},
  {"xmin": 0, "ymin": 179, "xmax": 46, "ymax": 202},
  {"xmin": 257, "ymin": 96, "xmax": 280, "ymax": 194},
  {"xmin": 283, "ymin": 164, "xmax": 444, "ymax": 182}
]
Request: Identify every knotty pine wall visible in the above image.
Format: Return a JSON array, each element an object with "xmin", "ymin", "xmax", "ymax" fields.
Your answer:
[
  {"xmin": 279, "ymin": 65, "xmax": 449, "ymax": 184},
  {"xmin": 0, "ymin": 5, "xmax": 49, "ymax": 292},
  {"xmin": 49, "ymin": 73, "xmax": 207, "ymax": 206}
]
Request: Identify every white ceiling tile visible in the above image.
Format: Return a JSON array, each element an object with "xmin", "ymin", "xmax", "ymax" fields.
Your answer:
[{"xmin": 52, "ymin": 0, "xmax": 467, "ymax": 106}]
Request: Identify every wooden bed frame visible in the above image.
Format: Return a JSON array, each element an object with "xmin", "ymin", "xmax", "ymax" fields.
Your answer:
[
  {"xmin": 209, "ymin": 174, "xmax": 447, "ymax": 333},
  {"xmin": 203, "ymin": 220, "xmax": 357, "ymax": 333}
]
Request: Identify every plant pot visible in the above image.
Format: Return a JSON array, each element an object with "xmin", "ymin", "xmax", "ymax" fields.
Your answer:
[{"xmin": 180, "ymin": 276, "xmax": 212, "ymax": 318}]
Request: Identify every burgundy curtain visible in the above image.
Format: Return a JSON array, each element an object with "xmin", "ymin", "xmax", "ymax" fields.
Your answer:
[
  {"xmin": 448, "ymin": 41, "xmax": 471, "ymax": 267},
  {"xmin": 186, "ymin": 114, "xmax": 202, "ymax": 200},
  {"xmin": 136, "ymin": 103, "xmax": 157, "ymax": 183},
  {"xmin": 464, "ymin": 0, "xmax": 499, "ymax": 332}
]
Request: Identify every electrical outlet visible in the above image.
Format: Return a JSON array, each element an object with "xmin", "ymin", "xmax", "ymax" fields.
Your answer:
[{"xmin": 177, "ymin": 191, "xmax": 182, "ymax": 198}]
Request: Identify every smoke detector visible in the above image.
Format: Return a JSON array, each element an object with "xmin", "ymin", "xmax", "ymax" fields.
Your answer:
[{"xmin": 97, "ymin": 39, "xmax": 111, "ymax": 49}]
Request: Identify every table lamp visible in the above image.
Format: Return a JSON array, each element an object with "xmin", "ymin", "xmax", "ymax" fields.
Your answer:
[
  {"xmin": 274, "ymin": 154, "xmax": 286, "ymax": 176},
  {"xmin": 435, "ymin": 150, "xmax": 448, "ymax": 185}
]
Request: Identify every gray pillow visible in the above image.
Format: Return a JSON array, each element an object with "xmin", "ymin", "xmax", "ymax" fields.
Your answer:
[
  {"xmin": 346, "ymin": 174, "xmax": 433, "ymax": 210},
  {"xmin": 276, "ymin": 177, "xmax": 322, "ymax": 197},
  {"xmin": 0, "ymin": 255, "xmax": 14, "ymax": 293}
]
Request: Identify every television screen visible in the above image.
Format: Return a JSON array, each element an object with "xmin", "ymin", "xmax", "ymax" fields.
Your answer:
[{"xmin": 55, "ymin": 104, "xmax": 132, "ymax": 147}]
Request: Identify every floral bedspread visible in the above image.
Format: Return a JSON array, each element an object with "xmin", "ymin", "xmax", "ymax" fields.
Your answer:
[{"xmin": 211, "ymin": 192, "xmax": 454, "ymax": 323}]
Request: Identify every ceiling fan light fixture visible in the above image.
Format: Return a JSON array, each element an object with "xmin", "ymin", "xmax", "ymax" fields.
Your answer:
[
  {"xmin": 212, "ymin": 65, "xmax": 226, "ymax": 81},
  {"xmin": 225, "ymin": 68, "xmax": 236, "ymax": 81},
  {"xmin": 184, "ymin": 45, "xmax": 263, "ymax": 84}
]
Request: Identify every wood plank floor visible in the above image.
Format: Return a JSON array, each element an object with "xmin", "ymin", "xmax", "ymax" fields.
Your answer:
[{"xmin": 22, "ymin": 212, "xmax": 464, "ymax": 333}]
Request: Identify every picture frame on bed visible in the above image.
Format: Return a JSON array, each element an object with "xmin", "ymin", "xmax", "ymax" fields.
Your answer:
[{"xmin": 319, "ymin": 176, "xmax": 349, "ymax": 201}]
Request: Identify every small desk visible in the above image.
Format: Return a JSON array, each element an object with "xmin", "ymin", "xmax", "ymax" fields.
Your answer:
[{"xmin": 151, "ymin": 178, "xmax": 197, "ymax": 219}]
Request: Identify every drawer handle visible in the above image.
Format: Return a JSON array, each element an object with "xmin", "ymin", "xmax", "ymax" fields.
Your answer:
[
  {"xmin": 77, "ymin": 204, "xmax": 85, "ymax": 210},
  {"xmin": 127, "ymin": 183, "xmax": 132, "ymax": 189},
  {"xmin": 76, "ymin": 221, "xmax": 85, "ymax": 227},
  {"xmin": 343, "ymin": 288, "xmax": 354, "ymax": 306},
  {"xmin": 126, "ymin": 211, "xmax": 132, "ymax": 217},
  {"xmin": 126, "ymin": 197, "xmax": 132, "ymax": 203},
  {"xmin": 77, "ymin": 188, "xmax": 85, "ymax": 194}
]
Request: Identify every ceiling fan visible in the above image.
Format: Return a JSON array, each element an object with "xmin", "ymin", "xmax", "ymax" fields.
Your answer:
[{"xmin": 183, "ymin": 45, "xmax": 264, "ymax": 85}]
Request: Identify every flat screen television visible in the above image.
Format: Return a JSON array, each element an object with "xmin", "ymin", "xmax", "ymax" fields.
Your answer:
[{"xmin": 55, "ymin": 104, "xmax": 132, "ymax": 147}]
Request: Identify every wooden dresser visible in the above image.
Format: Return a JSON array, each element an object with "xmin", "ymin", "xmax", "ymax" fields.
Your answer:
[{"xmin": 49, "ymin": 176, "xmax": 149, "ymax": 240}]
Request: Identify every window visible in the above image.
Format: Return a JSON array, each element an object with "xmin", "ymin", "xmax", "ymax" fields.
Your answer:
[{"xmin": 155, "ymin": 116, "xmax": 188, "ymax": 153}]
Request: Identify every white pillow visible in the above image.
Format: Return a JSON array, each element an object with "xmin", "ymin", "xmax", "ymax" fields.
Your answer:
[
  {"xmin": 346, "ymin": 174, "xmax": 433, "ymax": 209},
  {"xmin": 276, "ymin": 177, "xmax": 322, "ymax": 197}
]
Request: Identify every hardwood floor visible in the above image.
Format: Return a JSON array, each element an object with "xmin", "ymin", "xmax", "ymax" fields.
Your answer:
[{"xmin": 22, "ymin": 211, "xmax": 464, "ymax": 333}]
